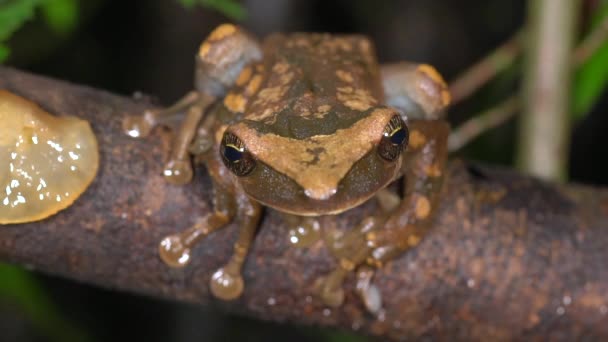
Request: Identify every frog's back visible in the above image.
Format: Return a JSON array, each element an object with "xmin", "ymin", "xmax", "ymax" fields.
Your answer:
[{"xmin": 236, "ymin": 33, "xmax": 385, "ymax": 139}]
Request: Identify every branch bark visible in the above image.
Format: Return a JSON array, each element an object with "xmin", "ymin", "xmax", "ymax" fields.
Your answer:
[{"xmin": 1, "ymin": 67, "xmax": 608, "ymax": 340}]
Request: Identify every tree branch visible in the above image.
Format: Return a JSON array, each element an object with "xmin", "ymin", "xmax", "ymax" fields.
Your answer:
[{"xmin": 1, "ymin": 67, "xmax": 608, "ymax": 340}]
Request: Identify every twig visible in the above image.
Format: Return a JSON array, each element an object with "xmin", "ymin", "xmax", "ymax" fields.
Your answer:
[
  {"xmin": 448, "ymin": 95, "xmax": 519, "ymax": 151},
  {"xmin": 449, "ymin": 30, "xmax": 524, "ymax": 105},
  {"xmin": 450, "ymin": 2, "xmax": 608, "ymax": 152},
  {"xmin": 573, "ymin": 11, "xmax": 608, "ymax": 66}
]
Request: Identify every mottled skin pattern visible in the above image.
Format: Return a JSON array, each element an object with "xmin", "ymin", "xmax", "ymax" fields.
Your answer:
[{"xmin": 123, "ymin": 24, "xmax": 450, "ymax": 312}]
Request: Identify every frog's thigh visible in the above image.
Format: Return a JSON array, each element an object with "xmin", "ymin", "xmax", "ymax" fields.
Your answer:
[
  {"xmin": 380, "ymin": 62, "xmax": 450, "ymax": 119},
  {"xmin": 195, "ymin": 24, "xmax": 263, "ymax": 97},
  {"xmin": 369, "ymin": 120, "xmax": 449, "ymax": 264}
]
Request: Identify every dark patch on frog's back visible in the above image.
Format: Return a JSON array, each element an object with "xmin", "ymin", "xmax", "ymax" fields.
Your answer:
[
  {"xmin": 240, "ymin": 32, "xmax": 384, "ymax": 139},
  {"xmin": 242, "ymin": 106, "xmax": 375, "ymax": 139}
]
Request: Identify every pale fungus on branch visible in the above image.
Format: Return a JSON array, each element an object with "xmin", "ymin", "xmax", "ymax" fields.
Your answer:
[{"xmin": 0, "ymin": 90, "xmax": 99, "ymax": 224}]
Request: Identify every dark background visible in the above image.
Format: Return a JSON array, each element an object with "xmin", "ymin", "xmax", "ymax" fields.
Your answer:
[{"xmin": 2, "ymin": 0, "xmax": 607, "ymax": 341}]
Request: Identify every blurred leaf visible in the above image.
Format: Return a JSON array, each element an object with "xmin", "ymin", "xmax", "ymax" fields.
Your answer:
[
  {"xmin": 0, "ymin": 43, "xmax": 9, "ymax": 61},
  {"xmin": 0, "ymin": 263, "xmax": 90, "ymax": 342},
  {"xmin": 40, "ymin": 0, "xmax": 78, "ymax": 36},
  {"xmin": 0, "ymin": 0, "xmax": 42, "ymax": 41},
  {"xmin": 0, "ymin": 0, "xmax": 44, "ymax": 63},
  {"xmin": 0, "ymin": 0, "xmax": 41, "ymax": 58},
  {"xmin": 572, "ymin": 1, "xmax": 608, "ymax": 119},
  {"xmin": 177, "ymin": 0, "xmax": 246, "ymax": 20},
  {"xmin": 178, "ymin": 0, "xmax": 197, "ymax": 8}
]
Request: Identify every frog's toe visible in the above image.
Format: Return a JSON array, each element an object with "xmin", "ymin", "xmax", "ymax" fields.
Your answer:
[
  {"xmin": 313, "ymin": 276, "xmax": 345, "ymax": 308},
  {"xmin": 210, "ymin": 267, "xmax": 244, "ymax": 300},
  {"xmin": 356, "ymin": 266, "xmax": 382, "ymax": 314},
  {"xmin": 159, "ymin": 234, "xmax": 191, "ymax": 268},
  {"xmin": 288, "ymin": 218, "xmax": 321, "ymax": 247},
  {"xmin": 163, "ymin": 159, "xmax": 193, "ymax": 185},
  {"xmin": 122, "ymin": 113, "xmax": 153, "ymax": 138},
  {"xmin": 358, "ymin": 282, "xmax": 382, "ymax": 314}
]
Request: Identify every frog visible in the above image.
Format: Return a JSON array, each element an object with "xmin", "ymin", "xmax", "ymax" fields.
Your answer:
[{"xmin": 123, "ymin": 24, "xmax": 450, "ymax": 313}]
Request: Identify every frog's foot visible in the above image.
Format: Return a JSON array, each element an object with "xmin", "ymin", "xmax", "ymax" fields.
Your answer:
[
  {"xmin": 355, "ymin": 266, "xmax": 382, "ymax": 314},
  {"xmin": 123, "ymin": 110, "xmax": 156, "ymax": 138},
  {"xmin": 287, "ymin": 217, "xmax": 321, "ymax": 247},
  {"xmin": 210, "ymin": 263, "xmax": 244, "ymax": 300},
  {"xmin": 163, "ymin": 158, "xmax": 193, "ymax": 185},
  {"xmin": 313, "ymin": 268, "xmax": 347, "ymax": 307},
  {"xmin": 159, "ymin": 234, "xmax": 192, "ymax": 267}
]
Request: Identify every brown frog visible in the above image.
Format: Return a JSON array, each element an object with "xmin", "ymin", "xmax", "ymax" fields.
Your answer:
[{"xmin": 123, "ymin": 24, "xmax": 450, "ymax": 313}]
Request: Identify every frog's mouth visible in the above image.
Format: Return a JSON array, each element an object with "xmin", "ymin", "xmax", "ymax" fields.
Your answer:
[
  {"xmin": 237, "ymin": 151, "xmax": 401, "ymax": 216},
  {"xmin": 248, "ymin": 188, "xmax": 378, "ymax": 216}
]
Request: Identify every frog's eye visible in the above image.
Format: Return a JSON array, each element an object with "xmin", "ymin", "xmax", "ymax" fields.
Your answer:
[
  {"xmin": 220, "ymin": 132, "xmax": 256, "ymax": 176},
  {"xmin": 378, "ymin": 115, "xmax": 409, "ymax": 161}
]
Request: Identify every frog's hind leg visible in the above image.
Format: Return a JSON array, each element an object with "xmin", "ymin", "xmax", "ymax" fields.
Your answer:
[
  {"xmin": 162, "ymin": 96, "xmax": 216, "ymax": 185},
  {"xmin": 123, "ymin": 91, "xmax": 200, "ymax": 138},
  {"xmin": 380, "ymin": 62, "xmax": 451, "ymax": 119}
]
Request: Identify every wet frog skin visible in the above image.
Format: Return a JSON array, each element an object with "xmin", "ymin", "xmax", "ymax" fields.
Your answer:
[{"xmin": 123, "ymin": 24, "xmax": 450, "ymax": 313}]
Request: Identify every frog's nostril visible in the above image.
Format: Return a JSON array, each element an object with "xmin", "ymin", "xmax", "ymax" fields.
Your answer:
[{"xmin": 304, "ymin": 186, "xmax": 337, "ymax": 200}]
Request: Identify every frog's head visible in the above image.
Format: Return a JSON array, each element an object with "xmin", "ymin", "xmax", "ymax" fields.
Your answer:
[{"xmin": 220, "ymin": 107, "xmax": 408, "ymax": 216}]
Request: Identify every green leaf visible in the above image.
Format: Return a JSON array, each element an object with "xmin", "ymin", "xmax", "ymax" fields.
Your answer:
[
  {"xmin": 572, "ymin": 1, "xmax": 608, "ymax": 119},
  {"xmin": 0, "ymin": 0, "xmax": 44, "ymax": 63},
  {"xmin": 40, "ymin": 0, "xmax": 79, "ymax": 36},
  {"xmin": 177, "ymin": 0, "xmax": 246, "ymax": 20},
  {"xmin": 0, "ymin": 0, "xmax": 43, "ymax": 41}
]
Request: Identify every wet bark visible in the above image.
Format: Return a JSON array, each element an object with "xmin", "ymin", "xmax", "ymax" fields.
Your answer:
[{"xmin": 1, "ymin": 67, "xmax": 608, "ymax": 341}]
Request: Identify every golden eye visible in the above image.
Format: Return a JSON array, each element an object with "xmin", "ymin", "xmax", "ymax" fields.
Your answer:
[
  {"xmin": 378, "ymin": 115, "xmax": 409, "ymax": 161},
  {"xmin": 220, "ymin": 132, "xmax": 256, "ymax": 176}
]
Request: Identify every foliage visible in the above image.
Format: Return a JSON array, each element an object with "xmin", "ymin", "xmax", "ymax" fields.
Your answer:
[
  {"xmin": 177, "ymin": 0, "xmax": 246, "ymax": 20},
  {"xmin": 573, "ymin": 0, "xmax": 608, "ymax": 118},
  {"xmin": 0, "ymin": 263, "xmax": 89, "ymax": 341},
  {"xmin": 0, "ymin": 0, "xmax": 78, "ymax": 62}
]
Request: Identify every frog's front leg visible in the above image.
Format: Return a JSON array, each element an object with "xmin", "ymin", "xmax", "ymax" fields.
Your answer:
[
  {"xmin": 316, "ymin": 120, "xmax": 449, "ymax": 312},
  {"xmin": 158, "ymin": 179, "xmax": 262, "ymax": 300},
  {"xmin": 159, "ymin": 180, "xmax": 236, "ymax": 268},
  {"xmin": 210, "ymin": 192, "xmax": 262, "ymax": 300}
]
